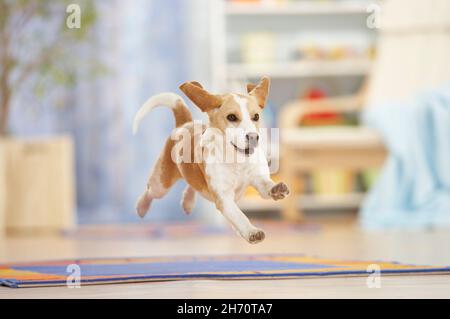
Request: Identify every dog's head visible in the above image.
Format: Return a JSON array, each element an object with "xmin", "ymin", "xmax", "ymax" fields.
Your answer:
[{"xmin": 179, "ymin": 77, "xmax": 270, "ymax": 156}]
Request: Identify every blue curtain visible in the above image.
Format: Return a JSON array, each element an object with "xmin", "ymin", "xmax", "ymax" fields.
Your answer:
[{"xmin": 10, "ymin": 0, "xmax": 196, "ymax": 223}]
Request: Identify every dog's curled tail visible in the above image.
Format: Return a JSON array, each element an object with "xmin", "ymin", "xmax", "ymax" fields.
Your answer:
[{"xmin": 132, "ymin": 93, "xmax": 192, "ymax": 135}]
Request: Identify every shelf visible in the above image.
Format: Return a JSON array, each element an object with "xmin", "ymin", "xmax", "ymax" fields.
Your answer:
[
  {"xmin": 282, "ymin": 127, "xmax": 384, "ymax": 149},
  {"xmin": 227, "ymin": 59, "xmax": 372, "ymax": 78},
  {"xmin": 226, "ymin": 1, "xmax": 373, "ymax": 16},
  {"xmin": 238, "ymin": 192, "xmax": 365, "ymax": 211}
]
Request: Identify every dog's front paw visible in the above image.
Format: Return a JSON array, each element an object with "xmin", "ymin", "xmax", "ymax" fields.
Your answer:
[
  {"xmin": 270, "ymin": 182, "xmax": 290, "ymax": 201},
  {"xmin": 246, "ymin": 228, "xmax": 266, "ymax": 244}
]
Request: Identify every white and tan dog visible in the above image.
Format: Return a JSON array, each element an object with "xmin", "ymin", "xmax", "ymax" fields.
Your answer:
[{"xmin": 133, "ymin": 77, "xmax": 289, "ymax": 244}]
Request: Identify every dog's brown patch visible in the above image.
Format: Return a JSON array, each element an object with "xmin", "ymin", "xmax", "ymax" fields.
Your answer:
[
  {"xmin": 208, "ymin": 94, "xmax": 242, "ymax": 133},
  {"xmin": 155, "ymin": 138, "xmax": 181, "ymax": 190},
  {"xmin": 176, "ymin": 123, "xmax": 213, "ymax": 199},
  {"xmin": 173, "ymin": 100, "xmax": 193, "ymax": 128}
]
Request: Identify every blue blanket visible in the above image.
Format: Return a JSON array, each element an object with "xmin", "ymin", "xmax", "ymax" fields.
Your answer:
[{"xmin": 360, "ymin": 84, "xmax": 450, "ymax": 229}]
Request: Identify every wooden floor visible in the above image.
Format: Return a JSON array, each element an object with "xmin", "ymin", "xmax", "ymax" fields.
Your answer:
[{"xmin": 1, "ymin": 219, "xmax": 450, "ymax": 298}]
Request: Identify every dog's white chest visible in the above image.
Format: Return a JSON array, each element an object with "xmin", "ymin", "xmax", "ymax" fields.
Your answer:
[{"xmin": 205, "ymin": 162, "xmax": 252, "ymax": 198}]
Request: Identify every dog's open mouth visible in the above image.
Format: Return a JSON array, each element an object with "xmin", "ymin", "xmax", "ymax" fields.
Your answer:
[{"xmin": 231, "ymin": 142, "xmax": 255, "ymax": 156}]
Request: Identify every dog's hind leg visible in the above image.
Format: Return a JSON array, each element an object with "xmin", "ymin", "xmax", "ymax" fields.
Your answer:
[
  {"xmin": 136, "ymin": 160, "xmax": 179, "ymax": 218},
  {"xmin": 136, "ymin": 140, "xmax": 180, "ymax": 218},
  {"xmin": 181, "ymin": 185, "xmax": 196, "ymax": 214}
]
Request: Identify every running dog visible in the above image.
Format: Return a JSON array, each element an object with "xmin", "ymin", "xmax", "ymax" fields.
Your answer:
[{"xmin": 133, "ymin": 77, "xmax": 289, "ymax": 244}]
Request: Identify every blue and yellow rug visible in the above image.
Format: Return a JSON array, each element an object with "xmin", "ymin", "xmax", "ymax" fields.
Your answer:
[{"xmin": 1, "ymin": 255, "xmax": 449, "ymax": 288}]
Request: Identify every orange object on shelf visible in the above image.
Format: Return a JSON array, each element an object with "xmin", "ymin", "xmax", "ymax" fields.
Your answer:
[{"xmin": 300, "ymin": 88, "xmax": 344, "ymax": 127}]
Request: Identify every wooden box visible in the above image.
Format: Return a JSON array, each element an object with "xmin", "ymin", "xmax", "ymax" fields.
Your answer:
[
  {"xmin": 0, "ymin": 146, "xmax": 5, "ymax": 237},
  {"xmin": 0, "ymin": 136, "xmax": 76, "ymax": 234}
]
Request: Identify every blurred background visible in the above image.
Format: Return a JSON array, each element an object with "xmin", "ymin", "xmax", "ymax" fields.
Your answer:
[{"xmin": 1, "ymin": 0, "xmax": 450, "ymax": 236}]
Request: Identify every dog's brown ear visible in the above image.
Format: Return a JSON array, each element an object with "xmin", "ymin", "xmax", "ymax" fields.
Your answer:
[
  {"xmin": 248, "ymin": 76, "xmax": 270, "ymax": 108},
  {"xmin": 246, "ymin": 83, "xmax": 257, "ymax": 93},
  {"xmin": 179, "ymin": 81, "xmax": 222, "ymax": 112},
  {"xmin": 190, "ymin": 81, "xmax": 203, "ymax": 89}
]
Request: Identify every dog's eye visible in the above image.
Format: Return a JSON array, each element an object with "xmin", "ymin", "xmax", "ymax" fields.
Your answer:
[
  {"xmin": 227, "ymin": 114, "xmax": 238, "ymax": 122},
  {"xmin": 252, "ymin": 114, "xmax": 260, "ymax": 121}
]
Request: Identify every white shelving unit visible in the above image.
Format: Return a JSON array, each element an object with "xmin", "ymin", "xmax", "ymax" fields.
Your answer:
[
  {"xmin": 227, "ymin": 58, "xmax": 372, "ymax": 79},
  {"xmin": 225, "ymin": 0, "xmax": 372, "ymax": 16},
  {"xmin": 210, "ymin": 0, "xmax": 377, "ymax": 89},
  {"xmin": 209, "ymin": 0, "xmax": 377, "ymax": 211}
]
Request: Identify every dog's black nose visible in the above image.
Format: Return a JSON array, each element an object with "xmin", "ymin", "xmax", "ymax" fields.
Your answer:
[{"xmin": 246, "ymin": 132, "xmax": 259, "ymax": 146}]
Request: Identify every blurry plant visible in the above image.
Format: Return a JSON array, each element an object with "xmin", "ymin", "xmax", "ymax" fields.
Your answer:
[{"xmin": 0, "ymin": 0, "xmax": 98, "ymax": 136}]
